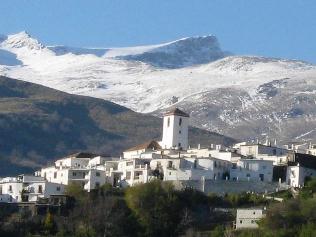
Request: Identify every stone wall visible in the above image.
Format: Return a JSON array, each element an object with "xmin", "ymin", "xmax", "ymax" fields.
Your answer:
[{"xmin": 172, "ymin": 179, "xmax": 289, "ymax": 195}]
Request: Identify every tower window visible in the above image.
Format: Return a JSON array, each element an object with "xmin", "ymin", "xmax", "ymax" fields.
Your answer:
[
  {"xmin": 38, "ymin": 185, "xmax": 43, "ymax": 193},
  {"xmin": 167, "ymin": 117, "xmax": 170, "ymax": 127},
  {"xmin": 179, "ymin": 118, "xmax": 182, "ymax": 126}
]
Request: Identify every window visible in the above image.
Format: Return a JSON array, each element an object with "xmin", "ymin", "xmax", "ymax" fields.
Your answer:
[
  {"xmin": 126, "ymin": 172, "xmax": 131, "ymax": 180},
  {"xmin": 54, "ymin": 172, "xmax": 57, "ymax": 179},
  {"xmin": 240, "ymin": 220, "xmax": 242, "ymax": 224},
  {"xmin": 179, "ymin": 130, "xmax": 181, "ymax": 134},
  {"xmin": 96, "ymin": 172, "xmax": 100, "ymax": 177},
  {"xmin": 253, "ymin": 212, "xmax": 256, "ymax": 215},
  {"xmin": 167, "ymin": 117, "xmax": 170, "ymax": 127},
  {"xmin": 251, "ymin": 220, "xmax": 255, "ymax": 223},
  {"xmin": 95, "ymin": 182, "xmax": 100, "ymax": 188},
  {"xmin": 273, "ymin": 149, "xmax": 276, "ymax": 155},
  {"xmin": 126, "ymin": 161, "xmax": 133, "ymax": 166},
  {"xmin": 246, "ymin": 173, "xmax": 250, "ymax": 177},
  {"xmin": 9, "ymin": 185, "xmax": 12, "ymax": 192},
  {"xmin": 38, "ymin": 185, "xmax": 43, "ymax": 193},
  {"xmin": 194, "ymin": 160, "xmax": 197, "ymax": 169},
  {"xmin": 178, "ymin": 143, "xmax": 181, "ymax": 147},
  {"xmin": 73, "ymin": 172, "xmax": 77, "ymax": 177},
  {"xmin": 179, "ymin": 118, "xmax": 182, "ymax": 126},
  {"xmin": 56, "ymin": 186, "xmax": 61, "ymax": 191},
  {"xmin": 134, "ymin": 171, "xmax": 143, "ymax": 180},
  {"xmin": 259, "ymin": 174, "xmax": 264, "ymax": 181},
  {"xmin": 168, "ymin": 161, "xmax": 173, "ymax": 168}
]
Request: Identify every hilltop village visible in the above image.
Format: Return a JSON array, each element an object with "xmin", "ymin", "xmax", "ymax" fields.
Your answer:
[{"xmin": 1, "ymin": 108, "xmax": 316, "ymax": 204}]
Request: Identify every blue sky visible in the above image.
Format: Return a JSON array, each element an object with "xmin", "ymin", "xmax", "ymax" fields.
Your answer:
[{"xmin": 1, "ymin": 0, "xmax": 315, "ymax": 63}]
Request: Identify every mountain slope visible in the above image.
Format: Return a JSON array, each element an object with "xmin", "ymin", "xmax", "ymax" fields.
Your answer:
[
  {"xmin": 0, "ymin": 76, "xmax": 235, "ymax": 176},
  {"xmin": 1, "ymin": 32, "xmax": 316, "ymax": 143}
]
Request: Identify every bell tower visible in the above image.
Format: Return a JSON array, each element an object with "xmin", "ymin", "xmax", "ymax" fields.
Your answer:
[{"xmin": 161, "ymin": 108, "xmax": 189, "ymax": 150}]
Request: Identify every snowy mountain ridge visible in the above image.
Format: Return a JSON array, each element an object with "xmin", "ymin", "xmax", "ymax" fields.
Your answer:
[{"xmin": 1, "ymin": 31, "xmax": 316, "ymax": 143}]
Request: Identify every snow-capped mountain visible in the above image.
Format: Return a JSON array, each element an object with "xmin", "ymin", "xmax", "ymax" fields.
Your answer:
[
  {"xmin": 48, "ymin": 35, "xmax": 229, "ymax": 68},
  {"xmin": 1, "ymin": 31, "xmax": 316, "ymax": 143}
]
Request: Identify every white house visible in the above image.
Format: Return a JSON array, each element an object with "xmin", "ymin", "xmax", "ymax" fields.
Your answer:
[
  {"xmin": 39, "ymin": 152, "xmax": 116, "ymax": 191},
  {"xmin": 239, "ymin": 143, "xmax": 288, "ymax": 158},
  {"xmin": 0, "ymin": 175, "xmax": 65, "ymax": 203},
  {"xmin": 230, "ymin": 159, "xmax": 274, "ymax": 182},
  {"xmin": 285, "ymin": 153, "xmax": 316, "ymax": 187},
  {"xmin": 187, "ymin": 146, "xmax": 241, "ymax": 163},
  {"xmin": 236, "ymin": 208, "xmax": 265, "ymax": 229},
  {"xmin": 117, "ymin": 158, "xmax": 151, "ymax": 187},
  {"xmin": 150, "ymin": 156, "xmax": 231, "ymax": 181}
]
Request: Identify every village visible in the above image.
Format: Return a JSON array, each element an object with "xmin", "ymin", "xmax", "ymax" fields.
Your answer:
[{"xmin": 1, "ymin": 108, "xmax": 316, "ymax": 229}]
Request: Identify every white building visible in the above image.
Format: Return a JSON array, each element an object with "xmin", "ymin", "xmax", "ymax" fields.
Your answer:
[
  {"xmin": 117, "ymin": 157, "xmax": 151, "ymax": 187},
  {"xmin": 187, "ymin": 146, "xmax": 241, "ymax": 163},
  {"xmin": 0, "ymin": 175, "xmax": 65, "ymax": 203},
  {"xmin": 160, "ymin": 108, "xmax": 189, "ymax": 150},
  {"xmin": 236, "ymin": 208, "xmax": 265, "ymax": 229},
  {"xmin": 286, "ymin": 153, "xmax": 316, "ymax": 187},
  {"xmin": 239, "ymin": 143, "xmax": 288, "ymax": 158},
  {"xmin": 39, "ymin": 152, "xmax": 117, "ymax": 191},
  {"xmin": 230, "ymin": 159, "xmax": 274, "ymax": 182}
]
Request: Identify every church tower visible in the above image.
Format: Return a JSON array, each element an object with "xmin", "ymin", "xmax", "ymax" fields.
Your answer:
[{"xmin": 161, "ymin": 108, "xmax": 189, "ymax": 150}]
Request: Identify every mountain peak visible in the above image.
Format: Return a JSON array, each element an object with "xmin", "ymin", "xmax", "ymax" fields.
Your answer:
[
  {"xmin": 109, "ymin": 34, "xmax": 230, "ymax": 68},
  {"xmin": 3, "ymin": 31, "xmax": 44, "ymax": 50}
]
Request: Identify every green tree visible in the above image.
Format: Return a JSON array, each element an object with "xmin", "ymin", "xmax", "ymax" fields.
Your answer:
[
  {"xmin": 43, "ymin": 211, "xmax": 57, "ymax": 235},
  {"xmin": 125, "ymin": 180, "xmax": 183, "ymax": 237},
  {"xmin": 299, "ymin": 223, "xmax": 316, "ymax": 237},
  {"xmin": 65, "ymin": 182, "xmax": 87, "ymax": 203}
]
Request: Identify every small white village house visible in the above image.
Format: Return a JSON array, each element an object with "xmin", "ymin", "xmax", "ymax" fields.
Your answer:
[
  {"xmin": 39, "ymin": 152, "xmax": 117, "ymax": 191},
  {"xmin": 235, "ymin": 208, "xmax": 266, "ymax": 229},
  {"xmin": 0, "ymin": 175, "xmax": 64, "ymax": 203}
]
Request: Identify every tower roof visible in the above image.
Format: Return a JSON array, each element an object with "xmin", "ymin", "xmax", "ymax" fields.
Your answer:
[{"xmin": 164, "ymin": 108, "xmax": 189, "ymax": 117}]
